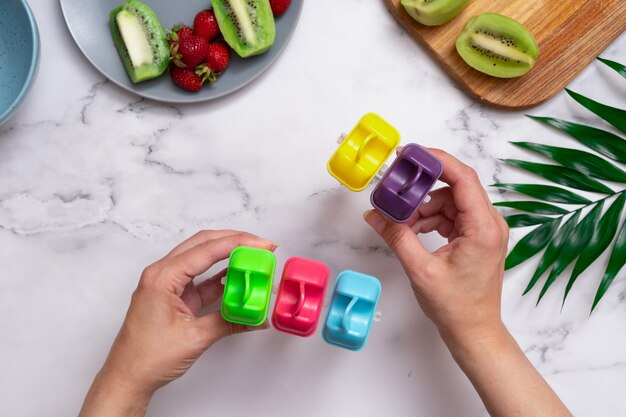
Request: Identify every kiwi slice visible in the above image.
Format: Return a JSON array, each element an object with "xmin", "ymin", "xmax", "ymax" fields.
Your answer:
[
  {"xmin": 401, "ymin": 0, "xmax": 468, "ymax": 26},
  {"xmin": 109, "ymin": 0, "xmax": 169, "ymax": 83},
  {"xmin": 211, "ymin": 0, "xmax": 276, "ymax": 58},
  {"xmin": 455, "ymin": 13, "xmax": 539, "ymax": 78}
]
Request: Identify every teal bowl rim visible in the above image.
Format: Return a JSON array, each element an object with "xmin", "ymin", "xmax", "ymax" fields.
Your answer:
[{"xmin": 0, "ymin": 0, "xmax": 41, "ymax": 125}]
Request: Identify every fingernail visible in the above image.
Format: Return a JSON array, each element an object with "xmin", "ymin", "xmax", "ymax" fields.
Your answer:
[
  {"xmin": 363, "ymin": 210, "xmax": 386, "ymax": 234},
  {"xmin": 262, "ymin": 239, "xmax": 279, "ymax": 248}
]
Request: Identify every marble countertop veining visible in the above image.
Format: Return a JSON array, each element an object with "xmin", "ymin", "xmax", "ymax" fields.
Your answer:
[{"xmin": 1, "ymin": 1, "xmax": 625, "ymax": 416}]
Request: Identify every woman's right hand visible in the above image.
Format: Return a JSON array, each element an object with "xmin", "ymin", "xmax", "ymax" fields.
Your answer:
[
  {"xmin": 363, "ymin": 148, "xmax": 509, "ymax": 346},
  {"xmin": 364, "ymin": 148, "xmax": 571, "ymax": 417}
]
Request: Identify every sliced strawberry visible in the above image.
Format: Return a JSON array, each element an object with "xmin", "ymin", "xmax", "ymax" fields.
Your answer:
[
  {"xmin": 193, "ymin": 10, "xmax": 220, "ymax": 41},
  {"xmin": 206, "ymin": 41, "xmax": 230, "ymax": 74},
  {"xmin": 269, "ymin": 0, "xmax": 291, "ymax": 16}
]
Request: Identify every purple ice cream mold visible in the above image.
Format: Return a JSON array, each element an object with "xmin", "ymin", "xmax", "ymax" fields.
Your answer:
[{"xmin": 371, "ymin": 144, "xmax": 443, "ymax": 223}]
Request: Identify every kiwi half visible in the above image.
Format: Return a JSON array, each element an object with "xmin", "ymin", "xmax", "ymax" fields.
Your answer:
[
  {"xmin": 456, "ymin": 13, "xmax": 539, "ymax": 78},
  {"xmin": 211, "ymin": 0, "xmax": 275, "ymax": 58},
  {"xmin": 401, "ymin": 0, "xmax": 468, "ymax": 26},
  {"xmin": 109, "ymin": 0, "xmax": 169, "ymax": 83}
]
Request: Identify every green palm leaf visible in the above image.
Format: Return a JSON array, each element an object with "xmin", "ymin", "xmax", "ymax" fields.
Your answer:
[
  {"xmin": 565, "ymin": 193, "xmax": 626, "ymax": 303},
  {"xmin": 511, "ymin": 142, "xmax": 626, "ymax": 182},
  {"xmin": 504, "ymin": 214, "xmax": 553, "ymax": 228},
  {"xmin": 504, "ymin": 219, "xmax": 562, "ymax": 270},
  {"xmin": 492, "ymin": 183, "xmax": 591, "ymax": 204},
  {"xmin": 592, "ymin": 217, "xmax": 626, "ymax": 312},
  {"xmin": 495, "ymin": 59, "xmax": 626, "ymax": 311},
  {"xmin": 523, "ymin": 212, "xmax": 581, "ymax": 295},
  {"xmin": 527, "ymin": 117, "xmax": 626, "ymax": 164},
  {"xmin": 536, "ymin": 202, "xmax": 604, "ymax": 305},
  {"xmin": 566, "ymin": 89, "xmax": 626, "ymax": 135},
  {"xmin": 501, "ymin": 159, "xmax": 614, "ymax": 194},
  {"xmin": 598, "ymin": 57, "xmax": 626, "ymax": 79},
  {"xmin": 493, "ymin": 201, "xmax": 568, "ymax": 215}
]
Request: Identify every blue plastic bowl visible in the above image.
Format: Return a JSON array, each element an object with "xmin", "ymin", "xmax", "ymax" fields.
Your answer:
[{"xmin": 0, "ymin": 0, "xmax": 40, "ymax": 125}]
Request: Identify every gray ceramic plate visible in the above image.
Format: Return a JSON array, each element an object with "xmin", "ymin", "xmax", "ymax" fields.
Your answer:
[{"xmin": 59, "ymin": 0, "xmax": 303, "ymax": 103}]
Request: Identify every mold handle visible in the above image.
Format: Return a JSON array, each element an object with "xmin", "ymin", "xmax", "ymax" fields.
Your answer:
[
  {"xmin": 241, "ymin": 270, "xmax": 252, "ymax": 306},
  {"xmin": 341, "ymin": 296, "xmax": 359, "ymax": 332},
  {"xmin": 292, "ymin": 282, "xmax": 306, "ymax": 317},
  {"xmin": 398, "ymin": 164, "xmax": 423, "ymax": 196},
  {"xmin": 355, "ymin": 133, "xmax": 376, "ymax": 164}
]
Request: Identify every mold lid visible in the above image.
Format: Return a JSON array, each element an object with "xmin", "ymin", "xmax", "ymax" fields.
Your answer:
[
  {"xmin": 322, "ymin": 270, "xmax": 382, "ymax": 351},
  {"xmin": 371, "ymin": 143, "xmax": 443, "ymax": 223},
  {"xmin": 221, "ymin": 246, "xmax": 276, "ymax": 326},
  {"xmin": 327, "ymin": 113, "xmax": 400, "ymax": 191}
]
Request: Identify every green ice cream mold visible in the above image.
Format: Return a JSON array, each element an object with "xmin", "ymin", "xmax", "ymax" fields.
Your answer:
[{"xmin": 221, "ymin": 246, "xmax": 276, "ymax": 326}]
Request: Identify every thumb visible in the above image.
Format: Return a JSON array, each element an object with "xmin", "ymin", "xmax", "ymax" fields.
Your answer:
[
  {"xmin": 363, "ymin": 210, "xmax": 432, "ymax": 269},
  {"xmin": 195, "ymin": 312, "xmax": 270, "ymax": 347}
]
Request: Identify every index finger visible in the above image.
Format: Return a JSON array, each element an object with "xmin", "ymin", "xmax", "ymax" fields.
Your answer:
[
  {"xmin": 162, "ymin": 233, "xmax": 278, "ymax": 295},
  {"xmin": 164, "ymin": 230, "xmax": 243, "ymax": 259},
  {"xmin": 427, "ymin": 148, "xmax": 494, "ymax": 219}
]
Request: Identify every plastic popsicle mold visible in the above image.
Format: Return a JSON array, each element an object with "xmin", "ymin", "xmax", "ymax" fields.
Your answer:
[
  {"xmin": 272, "ymin": 257, "xmax": 330, "ymax": 337},
  {"xmin": 371, "ymin": 143, "xmax": 442, "ymax": 223},
  {"xmin": 327, "ymin": 113, "xmax": 401, "ymax": 191},
  {"xmin": 221, "ymin": 246, "xmax": 276, "ymax": 326},
  {"xmin": 322, "ymin": 270, "xmax": 381, "ymax": 351}
]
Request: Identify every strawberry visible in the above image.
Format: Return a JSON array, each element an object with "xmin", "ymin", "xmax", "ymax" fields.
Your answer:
[
  {"xmin": 167, "ymin": 23, "xmax": 193, "ymax": 45},
  {"xmin": 170, "ymin": 65, "xmax": 207, "ymax": 91},
  {"xmin": 206, "ymin": 41, "xmax": 230, "ymax": 74},
  {"xmin": 174, "ymin": 25, "xmax": 193, "ymax": 41},
  {"xmin": 172, "ymin": 35, "xmax": 209, "ymax": 68},
  {"xmin": 193, "ymin": 10, "xmax": 220, "ymax": 41},
  {"xmin": 269, "ymin": 0, "xmax": 291, "ymax": 16}
]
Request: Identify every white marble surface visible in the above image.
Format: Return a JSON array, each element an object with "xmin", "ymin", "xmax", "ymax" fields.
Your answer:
[{"xmin": 1, "ymin": 1, "xmax": 625, "ymax": 416}]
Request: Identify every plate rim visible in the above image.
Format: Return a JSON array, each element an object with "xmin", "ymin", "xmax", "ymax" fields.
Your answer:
[{"xmin": 58, "ymin": 0, "xmax": 303, "ymax": 104}]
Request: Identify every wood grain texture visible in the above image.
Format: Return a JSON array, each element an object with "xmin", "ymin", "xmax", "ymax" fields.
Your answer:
[{"xmin": 384, "ymin": 0, "xmax": 626, "ymax": 109}]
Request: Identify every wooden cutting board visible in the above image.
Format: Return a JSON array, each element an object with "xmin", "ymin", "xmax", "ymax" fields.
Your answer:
[{"xmin": 384, "ymin": 0, "xmax": 626, "ymax": 109}]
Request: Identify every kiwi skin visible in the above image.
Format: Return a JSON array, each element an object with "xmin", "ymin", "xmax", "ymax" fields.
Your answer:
[
  {"xmin": 401, "ymin": 0, "xmax": 468, "ymax": 26},
  {"xmin": 456, "ymin": 13, "xmax": 539, "ymax": 78}
]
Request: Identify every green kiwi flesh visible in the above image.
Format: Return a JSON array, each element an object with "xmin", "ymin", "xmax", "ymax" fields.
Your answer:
[
  {"xmin": 456, "ymin": 13, "xmax": 539, "ymax": 78},
  {"xmin": 211, "ymin": 0, "xmax": 276, "ymax": 58},
  {"xmin": 401, "ymin": 0, "xmax": 468, "ymax": 26},
  {"xmin": 109, "ymin": 0, "xmax": 169, "ymax": 83}
]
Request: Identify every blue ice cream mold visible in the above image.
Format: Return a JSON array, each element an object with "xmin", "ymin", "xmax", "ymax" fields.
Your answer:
[{"xmin": 322, "ymin": 270, "xmax": 381, "ymax": 351}]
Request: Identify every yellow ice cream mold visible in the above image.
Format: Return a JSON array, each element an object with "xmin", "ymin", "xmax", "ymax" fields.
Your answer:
[{"xmin": 327, "ymin": 113, "xmax": 401, "ymax": 191}]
